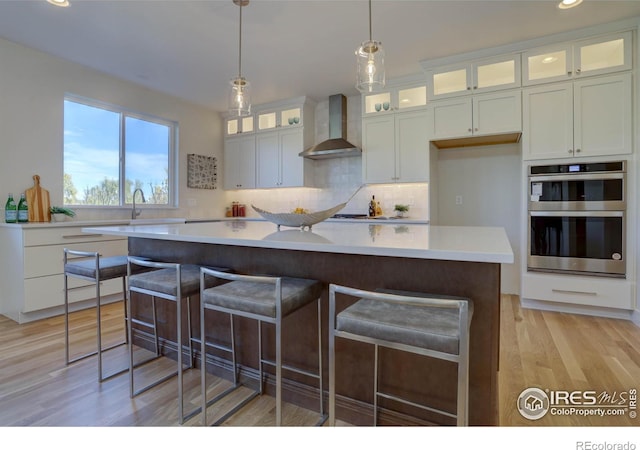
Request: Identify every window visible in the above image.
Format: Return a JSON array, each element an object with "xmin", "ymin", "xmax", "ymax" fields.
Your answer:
[{"xmin": 63, "ymin": 96, "xmax": 177, "ymax": 207}]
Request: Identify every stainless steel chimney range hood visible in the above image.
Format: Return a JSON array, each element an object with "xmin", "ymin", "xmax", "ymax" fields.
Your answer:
[{"xmin": 299, "ymin": 94, "xmax": 361, "ymax": 159}]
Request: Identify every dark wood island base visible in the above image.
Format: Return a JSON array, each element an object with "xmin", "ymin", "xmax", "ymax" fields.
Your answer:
[{"xmin": 128, "ymin": 237, "xmax": 501, "ymax": 426}]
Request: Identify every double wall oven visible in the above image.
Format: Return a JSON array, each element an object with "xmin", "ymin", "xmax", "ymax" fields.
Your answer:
[{"xmin": 528, "ymin": 161, "xmax": 626, "ymax": 278}]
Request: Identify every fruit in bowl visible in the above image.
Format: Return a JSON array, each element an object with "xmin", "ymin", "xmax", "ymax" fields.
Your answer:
[{"xmin": 292, "ymin": 207, "xmax": 309, "ymax": 214}]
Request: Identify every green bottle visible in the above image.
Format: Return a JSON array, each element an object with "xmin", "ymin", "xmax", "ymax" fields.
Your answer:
[
  {"xmin": 5, "ymin": 193, "xmax": 17, "ymax": 223},
  {"xmin": 17, "ymin": 193, "xmax": 28, "ymax": 223}
]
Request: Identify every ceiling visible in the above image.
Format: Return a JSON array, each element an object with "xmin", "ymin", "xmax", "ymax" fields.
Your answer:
[{"xmin": 1, "ymin": 0, "xmax": 639, "ymax": 112}]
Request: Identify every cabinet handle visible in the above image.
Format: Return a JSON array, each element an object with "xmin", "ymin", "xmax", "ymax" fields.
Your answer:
[
  {"xmin": 474, "ymin": 128, "xmax": 478, "ymax": 132},
  {"xmin": 63, "ymin": 234, "xmax": 103, "ymax": 239},
  {"xmin": 467, "ymin": 86, "xmax": 471, "ymax": 90},
  {"xmin": 473, "ymin": 86, "xmax": 477, "ymax": 90},
  {"xmin": 552, "ymin": 288, "xmax": 597, "ymax": 296},
  {"xmin": 575, "ymin": 148, "xmax": 581, "ymax": 153},
  {"xmin": 567, "ymin": 71, "xmax": 572, "ymax": 76},
  {"xmin": 568, "ymin": 149, "xmax": 573, "ymax": 154},
  {"xmin": 468, "ymin": 128, "xmax": 472, "ymax": 132},
  {"xmin": 576, "ymin": 68, "xmax": 581, "ymax": 74}
]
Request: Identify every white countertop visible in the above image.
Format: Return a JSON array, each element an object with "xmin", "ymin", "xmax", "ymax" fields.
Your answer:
[{"xmin": 83, "ymin": 221, "xmax": 514, "ymax": 264}]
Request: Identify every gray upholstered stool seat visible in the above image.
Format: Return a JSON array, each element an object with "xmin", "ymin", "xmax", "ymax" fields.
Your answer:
[
  {"xmin": 329, "ymin": 285, "xmax": 473, "ymax": 426},
  {"xmin": 128, "ymin": 264, "xmax": 203, "ymax": 297},
  {"xmin": 127, "ymin": 257, "xmax": 230, "ymax": 425},
  {"xmin": 65, "ymin": 255, "xmax": 129, "ymax": 280},
  {"xmin": 201, "ymin": 277, "xmax": 322, "ymax": 317},
  {"xmin": 336, "ymin": 296, "xmax": 471, "ymax": 355},
  {"xmin": 199, "ymin": 269, "xmax": 326, "ymax": 426},
  {"xmin": 63, "ymin": 249, "xmax": 131, "ymax": 383}
]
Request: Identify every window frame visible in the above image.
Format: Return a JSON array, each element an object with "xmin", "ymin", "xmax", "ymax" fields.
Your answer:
[{"xmin": 63, "ymin": 94, "xmax": 179, "ymax": 209}]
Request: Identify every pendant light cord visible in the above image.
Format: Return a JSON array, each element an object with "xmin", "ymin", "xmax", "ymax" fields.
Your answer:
[
  {"xmin": 238, "ymin": 1, "xmax": 243, "ymax": 78},
  {"xmin": 368, "ymin": 0, "xmax": 372, "ymax": 42}
]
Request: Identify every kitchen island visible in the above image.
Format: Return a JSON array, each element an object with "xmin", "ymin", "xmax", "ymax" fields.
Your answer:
[{"xmin": 83, "ymin": 220, "xmax": 513, "ymax": 426}]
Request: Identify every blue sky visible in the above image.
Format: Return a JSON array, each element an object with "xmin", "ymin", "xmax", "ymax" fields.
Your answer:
[{"xmin": 63, "ymin": 99, "xmax": 169, "ymax": 203}]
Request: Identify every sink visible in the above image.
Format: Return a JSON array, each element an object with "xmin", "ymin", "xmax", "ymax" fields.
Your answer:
[{"xmin": 128, "ymin": 218, "xmax": 186, "ymax": 225}]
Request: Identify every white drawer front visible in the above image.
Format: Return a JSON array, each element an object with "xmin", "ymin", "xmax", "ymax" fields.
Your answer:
[
  {"xmin": 24, "ymin": 240, "xmax": 128, "ymax": 279},
  {"xmin": 522, "ymin": 272, "xmax": 633, "ymax": 310},
  {"xmin": 23, "ymin": 274, "xmax": 125, "ymax": 312},
  {"xmin": 23, "ymin": 226, "xmax": 127, "ymax": 247}
]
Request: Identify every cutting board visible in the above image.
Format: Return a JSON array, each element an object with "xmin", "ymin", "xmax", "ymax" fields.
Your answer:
[{"xmin": 25, "ymin": 175, "xmax": 51, "ymax": 222}]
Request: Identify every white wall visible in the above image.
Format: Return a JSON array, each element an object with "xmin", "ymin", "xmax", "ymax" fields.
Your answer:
[
  {"xmin": 434, "ymin": 144, "xmax": 522, "ymax": 294},
  {"xmin": 0, "ymin": 37, "xmax": 224, "ymax": 221}
]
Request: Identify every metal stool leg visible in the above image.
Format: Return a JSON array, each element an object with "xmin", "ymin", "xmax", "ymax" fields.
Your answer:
[
  {"xmin": 275, "ymin": 318, "xmax": 282, "ymax": 426},
  {"xmin": 317, "ymin": 298, "xmax": 324, "ymax": 419},
  {"xmin": 373, "ymin": 344, "xmax": 379, "ymax": 426},
  {"xmin": 96, "ymin": 271, "xmax": 103, "ymax": 383}
]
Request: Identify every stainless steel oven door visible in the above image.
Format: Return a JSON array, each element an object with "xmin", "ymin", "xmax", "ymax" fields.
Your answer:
[
  {"xmin": 528, "ymin": 210, "xmax": 625, "ymax": 278},
  {"xmin": 529, "ymin": 172, "xmax": 625, "ymax": 211}
]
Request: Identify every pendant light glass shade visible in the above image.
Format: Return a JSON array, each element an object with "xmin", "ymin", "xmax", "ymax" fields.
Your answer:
[
  {"xmin": 228, "ymin": 76, "xmax": 251, "ymax": 117},
  {"xmin": 355, "ymin": 0, "xmax": 385, "ymax": 93},
  {"xmin": 228, "ymin": 0, "xmax": 251, "ymax": 117},
  {"xmin": 356, "ymin": 40, "xmax": 385, "ymax": 93}
]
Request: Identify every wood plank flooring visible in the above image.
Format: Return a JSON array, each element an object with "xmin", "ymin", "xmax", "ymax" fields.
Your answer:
[{"xmin": 0, "ymin": 295, "xmax": 638, "ymax": 427}]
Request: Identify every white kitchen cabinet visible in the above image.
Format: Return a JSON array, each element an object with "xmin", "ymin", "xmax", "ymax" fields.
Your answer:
[
  {"xmin": 223, "ymin": 134, "xmax": 256, "ymax": 190},
  {"xmin": 224, "ymin": 115, "xmax": 255, "ymax": 136},
  {"xmin": 522, "ymin": 31, "xmax": 631, "ymax": 86},
  {"xmin": 522, "ymin": 271, "xmax": 634, "ymax": 310},
  {"xmin": 254, "ymin": 96, "xmax": 312, "ymax": 131},
  {"xmin": 256, "ymin": 128, "xmax": 313, "ymax": 188},
  {"xmin": 362, "ymin": 109, "xmax": 430, "ymax": 184},
  {"xmin": 522, "ymin": 73, "xmax": 632, "ymax": 160},
  {"xmin": 362, "ymin": 82, "xmax": 427, "ymax": 115},
  {"xmin": 0, "ymin": 224, "xmax": 128, "ymax": 323},
  {"xmin": 427, "ymin": 54, "xmax": 521, "ymax": 100},
  {"xmin": 430, "ymin": 90, "xmax": 522, "ymax": 140}
]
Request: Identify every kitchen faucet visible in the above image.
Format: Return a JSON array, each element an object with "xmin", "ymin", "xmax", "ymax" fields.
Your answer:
[{"xmin": 132, "ymin": 188, "xmax": 146, "ymax": 219}]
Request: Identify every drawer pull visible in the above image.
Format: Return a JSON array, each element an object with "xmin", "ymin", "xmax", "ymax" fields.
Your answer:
[
  {"xmin": 62, "ymin": 234, "xmax": 103, "ymax": 239},
  {"xmin": 552, "ymin": 289, "xmax": 598, "ymax": 296}
]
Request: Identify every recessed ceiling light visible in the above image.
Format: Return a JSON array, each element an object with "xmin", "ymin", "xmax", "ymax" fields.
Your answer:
[
  {"xmin": 47, "ymin": 0, "xmax": 70, "ymax": 7},
  {"xmin": 558, "ymin": 0, "xmax": 583, "ymax": 10}
]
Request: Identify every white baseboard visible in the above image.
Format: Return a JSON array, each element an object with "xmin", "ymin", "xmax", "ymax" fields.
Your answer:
[
  {"xmin": 521, "ymin": 297, "xmax": 637, "ymax": 322},
  {"xmin": 2, "ymin": 294, "xmax": 123, "ymax": 324}
]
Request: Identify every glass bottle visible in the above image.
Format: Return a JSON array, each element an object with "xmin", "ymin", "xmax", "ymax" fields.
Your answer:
[
  {"xmin": 5, "ymin": 193, "xmax": 17, "ymax": 223},
  {"xmin": 368, "ymin": 195, "xmax": 376, "ymax": 217},
  {"xmin": 17, "ymin": 193, "xmax": 29, "ymax": 223}
]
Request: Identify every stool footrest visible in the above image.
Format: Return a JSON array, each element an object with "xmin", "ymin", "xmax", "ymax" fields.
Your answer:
[
  {"xmin": 260, "ymin": 358, "xmax": 322, "ymax": 381},
  {"xmin": 376, "ymin": 391, "xmax": 457, "ymax": 420}
]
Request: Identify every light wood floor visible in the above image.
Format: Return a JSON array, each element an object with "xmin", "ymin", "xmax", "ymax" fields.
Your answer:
[{"xmin": 0, "ymin": 295, "xmax": 638, "ymax": 426}]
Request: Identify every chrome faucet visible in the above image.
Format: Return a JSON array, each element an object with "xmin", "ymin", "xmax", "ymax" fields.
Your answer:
[{"xmin": 132, "ymin": 188, "xmax": 146, "ymax": 219}]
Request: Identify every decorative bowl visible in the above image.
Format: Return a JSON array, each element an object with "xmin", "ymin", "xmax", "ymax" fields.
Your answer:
[{"xmin": 252, "ymin": 203, "xmax": 347, "ymax": 230}]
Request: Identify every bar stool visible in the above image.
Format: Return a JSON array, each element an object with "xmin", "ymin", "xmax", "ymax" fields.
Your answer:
[
  {"xmin": 328, "ymin": 284, "xmax": 473, "ymax": 426},
  {"xmin": 63, "ymin": 249, "xmax": 129, "ymax": 382},
  {"xmin": 199, "ymin": 268, "xmax": 326, "ymax": 426},
  {"xmin": 127, "ymin": 257, "xmax": 228, "ymax": 424}
]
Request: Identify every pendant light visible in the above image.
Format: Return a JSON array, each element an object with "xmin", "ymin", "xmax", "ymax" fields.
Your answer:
[
  {"xmin": 355, "ymin": 0, "xmax": 385, "ymax": 93},
  {"xmin": 228, "ymin": 0, "xmax": 251, "ymax": 117}
]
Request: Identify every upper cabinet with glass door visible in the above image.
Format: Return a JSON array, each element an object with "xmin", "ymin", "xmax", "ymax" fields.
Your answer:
[
  {"xmin": 523, "ymin": 31, "xmax": 631, "ymax": 86},
  {"xmin": 427, "ymin": 54, "xmax": 521, "ymax": 100},
  {"xmin": 256, "ymin": 105, "xmax": 304, "ymax": 131},
  {"xmin": 362, "ymin": 82, "xmax": 427, "ymax": 115},
  {"xmin": 225, "ymin": 115, "xmax": 255, "ymax": 137}
]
